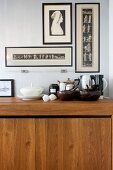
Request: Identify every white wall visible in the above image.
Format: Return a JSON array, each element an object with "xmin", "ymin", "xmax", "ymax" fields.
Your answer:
[
  {"xmin": 0, "ymin": 0, "xmax": 109, "ymax": 96},
  {"xmin": 109, "ymin": 0, "xmax": 113, "ymax": 98}
]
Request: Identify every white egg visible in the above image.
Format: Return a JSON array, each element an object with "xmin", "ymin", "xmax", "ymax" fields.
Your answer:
[
  {"xmin": 49, "ymin": 94, "xmax": 57, "ymax": 101},
  {"xmin": 42, "ymin": 94, "xmax": 50, "ymax": 102}
]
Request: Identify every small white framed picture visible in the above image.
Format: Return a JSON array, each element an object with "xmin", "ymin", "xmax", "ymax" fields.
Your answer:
[{"xmin": 0, "ymin": 79, "xmax": 14, "ymax": 97}]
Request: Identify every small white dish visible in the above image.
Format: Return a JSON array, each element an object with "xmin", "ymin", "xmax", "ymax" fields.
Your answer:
[{"xmin": 17, "ymin": 94, "xmax": 43, "ymax": 100}]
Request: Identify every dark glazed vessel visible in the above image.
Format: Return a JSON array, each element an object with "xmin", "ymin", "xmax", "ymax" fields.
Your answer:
[
  {"xmin": 57, "ymin": 90, "xmax": 80, "ymax": 101},
  {"xmin": 79, "ymin": 90, "xmax": 101, "ymax": 101}
]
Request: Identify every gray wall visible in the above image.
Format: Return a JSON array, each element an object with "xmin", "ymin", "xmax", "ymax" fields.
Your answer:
[
  {"xmin": 0, "ymin": 0, "xmax": 109, "ymax": 96},
  {"xmin": 109, "ymin": 0, "xmax": 113, "ymax": 98}
]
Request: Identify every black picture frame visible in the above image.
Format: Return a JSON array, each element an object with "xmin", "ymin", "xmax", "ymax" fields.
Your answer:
[
  {"xmin": 5, "ymin": 46, "xmax": 72, "ymax": 67},
  {"xmin": 0, "ymin": 79, "xmax": 14, "ymax": 97},
  {"xmin": 42, "ymin": 3, "xmax": 72, "ymax": 44},
  {"xmin": 75, "ymin": 3, "xmax": 100, "ymax": 73}
]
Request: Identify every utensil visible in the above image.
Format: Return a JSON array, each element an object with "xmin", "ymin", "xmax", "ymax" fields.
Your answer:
[
  {"xmin": 79, "ymin": 75, "xmax": 91, "ymax": 90},
  {"xmin": 91, "ymin": 75, "xmax": 108, "ymax": 96}
]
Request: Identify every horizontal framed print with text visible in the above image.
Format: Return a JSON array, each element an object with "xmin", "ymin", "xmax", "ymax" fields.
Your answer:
[
  {"xmin": 75, "ymin": 3, "xmax": 100, "ymax": 72},
  {"xmin": 42, "ymin": 3, "xmax": 72, "ymax": 44},
  {"xmin": 5, "ymin": 47, "xmax": 72, "ymax": 67},
  {"xmin": 0, "ymin": 79, "xmax": 14, "ymax": 97}
]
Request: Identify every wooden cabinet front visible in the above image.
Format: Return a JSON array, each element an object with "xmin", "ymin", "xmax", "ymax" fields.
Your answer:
[
  {"xmin": 36, "ymin": 118, "xmax": 111, "ymax": 170},
  {"xmin": 0, "ymin": 117, "xmax": 111, "ymax": 170},
  {"xmin": 0, "ymin": 119, "xmax": 35, "ymax": 170}
]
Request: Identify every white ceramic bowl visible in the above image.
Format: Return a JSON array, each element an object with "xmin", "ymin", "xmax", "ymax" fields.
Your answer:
[{"xmin": 20, "ymin": 86, "xmax": 43, "ymax": 97}]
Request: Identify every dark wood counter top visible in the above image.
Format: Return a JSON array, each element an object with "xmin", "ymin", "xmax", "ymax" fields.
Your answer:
[{"xmin": 0, "ymin": 97, "xmax": 112, "ymax": 116}]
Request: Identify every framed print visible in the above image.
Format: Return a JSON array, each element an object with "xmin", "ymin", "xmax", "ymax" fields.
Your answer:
[
  {"xmin": 5, "ymin": 47, "xmax": 72, "ymax": 67},
  {"xmin": 0, "ymin": 79, "xmax": 14, "ymax": 97},
  {"xmin": 75, "ymin": 3, "xmax": 100, "ymax": 72},
  {"xmin": 42, "ymin": 3, "xmax": 72, "ymax": 44}
]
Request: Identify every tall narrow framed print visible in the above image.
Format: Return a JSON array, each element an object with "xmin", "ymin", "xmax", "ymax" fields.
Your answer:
[
  {"xmin": 43, "ymin": 3, "xmax": 72, "ymax": 44},
  {"xmin": 75, "ymin": 3, "xmax": 100, "ymax": 72}
]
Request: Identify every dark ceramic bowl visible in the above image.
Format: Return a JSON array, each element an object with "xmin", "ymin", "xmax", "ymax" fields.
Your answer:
[
  {"xmin": 57, "ymin": 90, "xmax": 80, "ymax": 101},
  {"xmin": 79, "ymin": 90, "xmax": 101, "ymax": 101}
]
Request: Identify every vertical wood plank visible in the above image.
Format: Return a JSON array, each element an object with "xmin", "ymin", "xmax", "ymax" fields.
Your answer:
[
  {"xmin": 0, "ymin": 119, "xmax": 15, "ymax": 170},
  {"xmin": 35, "ymin": 119, "xmax": 47, "ymax": 170},
  {"xmin": 0, "ymin": 118, "xmax": 35, "ymax": 170},
  {"xmin": 62, "ymin": 118, "xmax": 111, "ymax": 170},
  {"xmin": 14, "ymin": 118, "xmax": 35, "ymax": 170},
  {"xmin": 36, "ymin": 118, "xmax": 111, "ymax": 170}
]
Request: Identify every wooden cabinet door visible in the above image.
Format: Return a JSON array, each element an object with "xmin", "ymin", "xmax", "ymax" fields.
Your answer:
[
  {"xmin": 35, "ymin": 118, "xmax": 111, "ymax": 170},
  {"xmin": 0, "ymin": 118, "xmax": 35, "ymax": 170}
]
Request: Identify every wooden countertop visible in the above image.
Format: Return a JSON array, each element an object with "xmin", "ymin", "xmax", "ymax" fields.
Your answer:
[{"xmin": 0, "ymin": 97, "xmax": 112, "ymax": 116}]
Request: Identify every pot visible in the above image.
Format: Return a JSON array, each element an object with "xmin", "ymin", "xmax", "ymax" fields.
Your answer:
[
  {"xmin": 79, "ymin": 75, "xmax": 91, "ymax": 90},
  {"xmin": 20, "ymin": 84, "xmax": 43, "ymax": 97}
]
